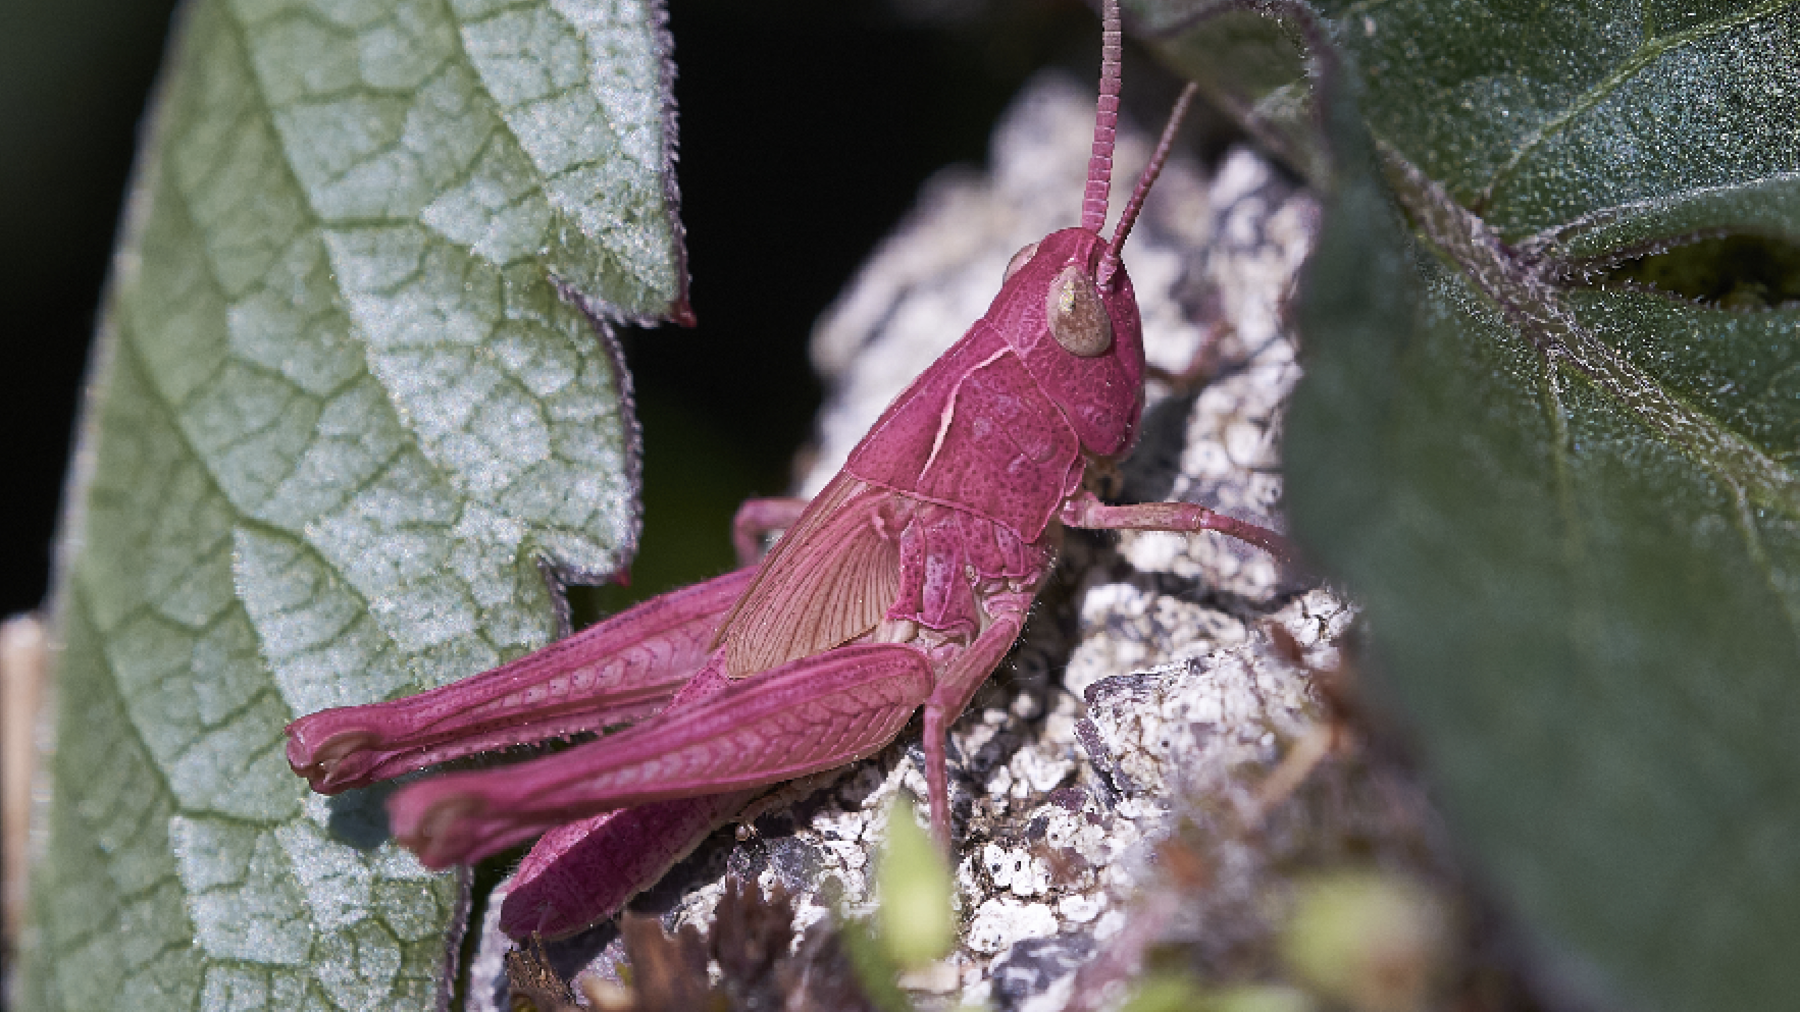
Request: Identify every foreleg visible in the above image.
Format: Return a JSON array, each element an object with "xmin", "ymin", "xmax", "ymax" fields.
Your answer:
[
  {"xmin": 732, "ymin": 497, "xmax": 810, "ymax": 566},
  {"xmin": 286, "ymin": 566, "xmax": 758, "ymax": 794},
  {"xmin": 387, "ymin": 642, "xmax": 934, "ymax": 868},
  {"xmin": 1058, "ymin": 489, "xmax": 1291, "ymax": 560}
]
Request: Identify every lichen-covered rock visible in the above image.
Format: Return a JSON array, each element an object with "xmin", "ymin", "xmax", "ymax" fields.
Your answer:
[{"xmin": 470, "ymin": 73, "xmax": 1395, "ymax": 1012}]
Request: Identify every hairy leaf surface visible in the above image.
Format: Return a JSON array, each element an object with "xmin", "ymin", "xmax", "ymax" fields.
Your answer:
[
  {"xmin": 1131, "ymin": 2, "xmax": 1800, "ymax": 1009},
  {"xmin": 17, "ymin": 0, "xmax": 682, "ymax": 1007}
]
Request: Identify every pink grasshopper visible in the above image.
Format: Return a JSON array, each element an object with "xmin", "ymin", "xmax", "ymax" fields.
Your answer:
[{"xmin": 285, "ymin": 0, "xmax": 1288, "ymax": 941}]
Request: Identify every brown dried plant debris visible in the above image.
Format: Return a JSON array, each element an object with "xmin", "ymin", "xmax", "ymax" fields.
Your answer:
[{"xmin": 507, "ymin": 878, "xmax": 888, "ymax": 1012}]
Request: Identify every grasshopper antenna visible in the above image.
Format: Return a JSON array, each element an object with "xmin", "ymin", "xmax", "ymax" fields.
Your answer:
[
  {"xmin": 1097, "ymin": 81, "xmax": 1199, "ymax": 291},
  {"xmin": 1080, "ymin": 0, "xmax": 1123, "ymax": 235}
]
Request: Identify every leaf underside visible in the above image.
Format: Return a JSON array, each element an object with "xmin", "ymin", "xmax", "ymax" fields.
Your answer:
[
  {"xmin": 1135, "ymin": 1, "xmax": 1800, "ymax": 1009},
  {"xmin": 18, "ymin": 0, "xmax": 684, "ymax": 1008}
]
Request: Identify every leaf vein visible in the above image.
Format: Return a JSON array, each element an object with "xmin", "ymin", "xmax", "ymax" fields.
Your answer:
[
  {"xmin": 1389, "ymin": 147, "xmax": 1800, "ymax": 522},
  {"xmin": 1477, "ymin": 0, "xmax": 1800, "ymax": 210}
]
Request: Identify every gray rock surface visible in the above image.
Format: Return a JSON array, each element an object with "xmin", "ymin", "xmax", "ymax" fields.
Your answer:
[{"xmin": 471, "ymin": 74, "xmax": 1399, "ymax": 1012}]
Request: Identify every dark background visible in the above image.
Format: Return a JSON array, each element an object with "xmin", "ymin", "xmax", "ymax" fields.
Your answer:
[{"xmin": 0, "ymin": 0, "xmax": 1172, "ymax": 617}]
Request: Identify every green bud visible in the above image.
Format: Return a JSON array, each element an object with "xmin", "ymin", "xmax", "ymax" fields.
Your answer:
[
  {"xmin": 876, "ymin": 795, "xmax": 956, "ymax": 969},
  {"xmin": 1280, "ymin": 870, "xmax": 1453, "ymax": 1012}
]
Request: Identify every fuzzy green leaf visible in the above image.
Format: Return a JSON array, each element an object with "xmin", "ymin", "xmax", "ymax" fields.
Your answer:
[
  {"xmin": 1133, "ymin": 2, "xmax": 1800, "ymax": 1010},
  {"xmin": 17, "ymin": 0, "xmax": 681, "ymax": 1007}
]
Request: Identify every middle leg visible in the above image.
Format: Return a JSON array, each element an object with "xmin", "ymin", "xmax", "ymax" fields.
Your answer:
[
  {"xmin": 732, "ymin": 497, "xmax": 811, "ymax": 566},
  {"xmin": 920, "ymin": 612, "xmax": 1027, "ymax": 843}
]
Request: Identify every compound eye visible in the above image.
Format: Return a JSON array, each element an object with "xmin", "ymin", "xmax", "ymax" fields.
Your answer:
[
  {"xmin": 1002, "ymin": 241, "xmax": 1041, "ymax": 283},
  {"xmin": 1045, "ymin": 264, "xmax": 1113, "ymax": 357}
]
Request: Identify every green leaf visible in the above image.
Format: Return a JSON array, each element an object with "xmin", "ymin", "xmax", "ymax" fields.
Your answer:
[
  {"xmin": 1130, "ymin": 2, "xmax": 1800, "ymax": 1010},
  {"xmin": 17, "ymin": 0, "xmax": 682, "ymax": 1006},
  {"xmin": 1126, "ymin": 1, "xmax": 1322, "ymax": 181}
]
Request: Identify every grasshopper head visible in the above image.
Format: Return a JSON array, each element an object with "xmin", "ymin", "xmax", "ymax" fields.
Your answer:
[
  {"xmin": 985, "ymin": 0, "xmax": 1197, "ymax": 461},
  {"xmin": 989, "ymin": 229, "xmax": 1146, "ymax": 460}
]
